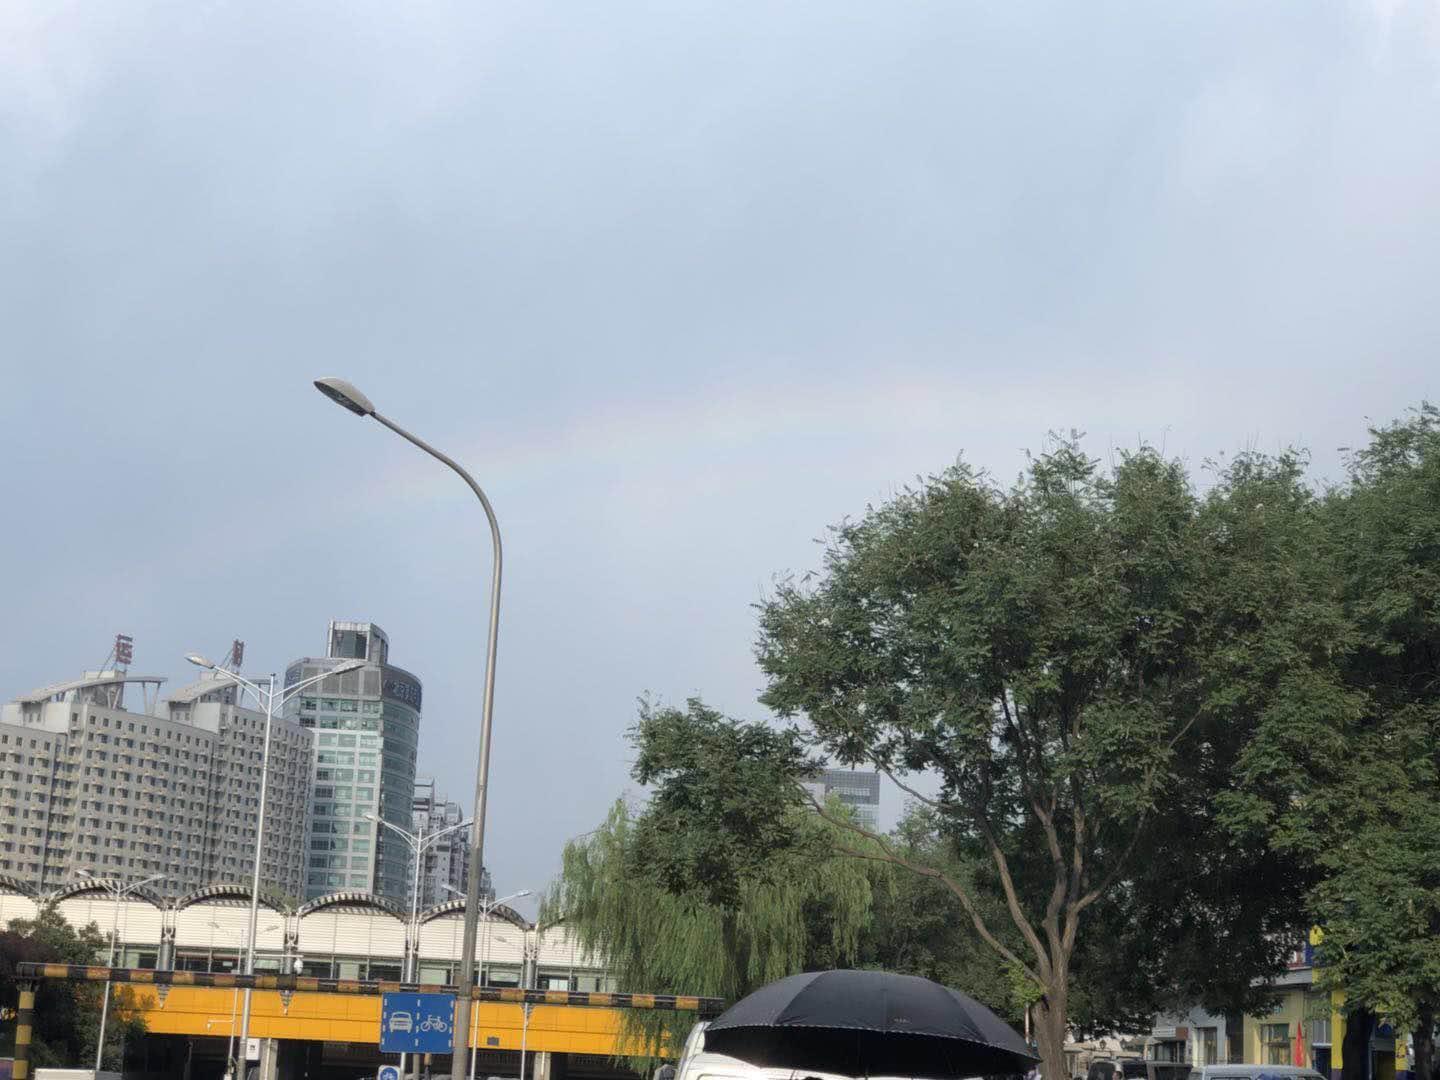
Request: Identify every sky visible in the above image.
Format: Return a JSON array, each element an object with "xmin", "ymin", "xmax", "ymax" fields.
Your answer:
[{"xmin": 2, "ymin": 0, "xmax": 1439, "ymax": 917}]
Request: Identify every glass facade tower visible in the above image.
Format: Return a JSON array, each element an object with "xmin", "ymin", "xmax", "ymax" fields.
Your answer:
[{"xmin": 285, "ymin": 621, "xmax": 421, "ymax": 901}]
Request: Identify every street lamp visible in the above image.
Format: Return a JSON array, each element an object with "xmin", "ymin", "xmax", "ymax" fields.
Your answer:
[
  {"xmin": 442, "ymin": 886, "xmax": 532, "ymax": 1080},
  {"xmin": 77, "ymin": 869, "xmax": 164, "ymax": 1074},
  {"xmin": 185, "ymin": 653, "xmax": 365, "ymax": 1080},
  {"xmin": 363, "ymin": 813, "xmax": 473, "ymax": 980},
  {"xmin": 366, "ymin": 813, "xmax": 472, "ymax": 1079},
  {"xmin": 313, "ymin": 376, "xmax": 504, "ymax": 1080},
  {"xmin": 213, "ymin": 921, "xmax": 279, "ymax": 1075}
]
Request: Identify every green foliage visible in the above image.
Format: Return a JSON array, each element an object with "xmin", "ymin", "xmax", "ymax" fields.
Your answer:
[
  {"xmin": 629, "ymin": 698, "xmax": 817, "ymax": 907},
  {"xmin": 1302, "ymin": 406, "xmax": 1440, "ymax": 1034},
  {"xmin": 618, "ymin": 436, "xmax": 1341, "ymax": 1079},
  {"xmin": 0, "ymin": 903, "xmax": 147, "ymax": 1069},
  {"xmin": 545, "ymin": 794, "xmax": 874, "ymax": 1071},
  {"xmin": 558, "ymin": 424, "xmax": 1423, "ymax": 1080}
]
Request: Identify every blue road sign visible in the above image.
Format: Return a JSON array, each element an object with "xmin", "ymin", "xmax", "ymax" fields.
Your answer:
[
  {"xmin": 378, "ymin": 1067, "xmax": 401, "ymax": 1080},
  {"xmin": 380, "ymin": 993, "xmax": 456, "ymax": 1054}
]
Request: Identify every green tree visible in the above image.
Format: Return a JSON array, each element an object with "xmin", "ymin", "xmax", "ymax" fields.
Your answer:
[
  {"xmin": 546, "ymin": 765, "xmax": 876, "ymax": 1071},
  {"xmin": 0, "ymin": 903, "xmax": 147, "ymax": 1069},
  {"xmin": 1276, "ymin": 406, "xmax": 1440, "ymax": 1080},
  {"xmin": 632, "ymin": 440, "xmax": 1344, "ymax": 1080}
]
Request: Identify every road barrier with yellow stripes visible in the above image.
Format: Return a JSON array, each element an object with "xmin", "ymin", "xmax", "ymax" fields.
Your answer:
[{"xmin": 10, "ymin": 964, "xmax": 724, "ymax": 1075}]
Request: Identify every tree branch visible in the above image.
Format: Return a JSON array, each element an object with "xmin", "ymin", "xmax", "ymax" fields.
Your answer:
[
  {"xmin": 800, "ymin": 785, "xmax": 1043, "ymax": 985},
  {"xmin": 1075, "ymin": 809, "xmax": 1148, "ymax": 914},
  {"xmin": 877, "ymin": 765, "xmax": 946, "ymax": 813},
  {"xmin": 972, "ymin": 813, "xmax": 1052, "ymax": 979}
]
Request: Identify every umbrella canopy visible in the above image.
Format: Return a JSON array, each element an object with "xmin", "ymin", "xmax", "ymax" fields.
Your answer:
[{"xmin": 703, "ymin": 969, "xmax": 1039, "ymax": 1079}]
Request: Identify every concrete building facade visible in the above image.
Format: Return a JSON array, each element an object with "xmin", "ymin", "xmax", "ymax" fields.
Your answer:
[
  {"xmin": 285, "ymin": 621, "xmax": 420, "ymax": 902},
  {"xmin": 803, "ymin": 767, "xmax": 882, "ymax": 831},
  {"xmin": 0, "ymin": 670, "xmax": 313, "ymax": 898},
  {"xmin": 411, "ymin": 777, "xmax": 487, "ymax": 909}
]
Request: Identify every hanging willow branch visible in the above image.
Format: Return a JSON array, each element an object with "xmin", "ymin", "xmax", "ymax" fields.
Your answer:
[{"xmin": 543, "ymin": 799, "xmax": 876, "ymax": 1071}]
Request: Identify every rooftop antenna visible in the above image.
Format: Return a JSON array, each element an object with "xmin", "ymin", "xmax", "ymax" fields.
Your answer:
[
  {"xmin": 95, "ymin": 633, "xmax": 135, "ymax": 708},
  {"xmin": 212, "ymin": 639, "xmax": 245, "ymax": 673}
]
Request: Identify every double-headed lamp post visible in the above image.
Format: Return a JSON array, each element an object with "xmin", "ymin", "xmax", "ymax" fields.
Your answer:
[
  {"xmin": 313, "ymin": 376, "xmax": 504, "ymax": 1080},
  {"xmin": 78, "ymin": 869, "xmax": 164, "ymax": 1073},
  {"xmin": 366, "ymin": 813, "xmax": 472, "ymax": 1078},
  {"xmin": 184, "ymin": 653, "xmax": 366, "ymax": 1080},
  {"xmin": 442, "ymin": 886, "xmax": 533, "ymax": 1080}
]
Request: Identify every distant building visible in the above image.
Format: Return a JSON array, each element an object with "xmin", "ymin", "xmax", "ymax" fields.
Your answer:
[
  {"xmin": 285, "ymin": 621, "xmax": 421, "ymax": 901},
  {"xmin": 411, "ymin": 778, "xmax": 490, "ymax": 908},
  {"xmin": 803, "ymin": 767, "xmax": 881, "ymax": 832},
  {"xmin": 0, "ymin": 668, "xmax": 313, "ymax": 898}
]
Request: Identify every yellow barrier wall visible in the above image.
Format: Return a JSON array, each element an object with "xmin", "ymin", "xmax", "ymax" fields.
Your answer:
[{"xmin": 132, "ymin": 988, "xmax": 644, "ymax": 1056}]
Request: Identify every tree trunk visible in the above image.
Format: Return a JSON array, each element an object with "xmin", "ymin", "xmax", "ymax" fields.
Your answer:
[
  {"xmin": 1034, "ymin": 990, "xmax": 1069, "ymax": 1080},
  {"xmin": 1413, "ymin": 1005, "xmax": 1435, "ymax": 1080},
  {"xmin": 1342, "ymin": 1010, "xmax": 1372, "ymax": 1080}
]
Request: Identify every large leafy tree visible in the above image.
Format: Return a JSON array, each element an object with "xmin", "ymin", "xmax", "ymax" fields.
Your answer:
[
  {"xmin": 632, "ymin": 440, "xmax": 1345, "ymax": 1080},
  {"xmin": 0, "ymin": 903, "xmax": 147, "ymax": 1069},
  {"xmin": 1271, "ymin": 407, "xmax": 1440, "ymax": 1080}
]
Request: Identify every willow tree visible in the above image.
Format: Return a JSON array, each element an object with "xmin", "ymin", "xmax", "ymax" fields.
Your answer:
[
  {"xmin": 546, "ymin": 765, "xmax": 875, "ymax": 1068},
  {"xmin": 631, "ymin": 440, "xmax": 1343, "ymax": 1080}
]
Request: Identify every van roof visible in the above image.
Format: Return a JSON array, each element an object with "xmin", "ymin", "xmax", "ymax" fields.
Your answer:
[{"xmin": 679, "ymin": 1050, "xmax": 907, "ymax": 1080}]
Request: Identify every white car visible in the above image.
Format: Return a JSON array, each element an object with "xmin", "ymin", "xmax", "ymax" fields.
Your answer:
[
  {"xmin": 672, "ymin": 1022, "xmax": 904, "ymax": 1080},
  {"xmin": 388, "ymin": 1012, "xmax": 414, "ymax": 1033}
]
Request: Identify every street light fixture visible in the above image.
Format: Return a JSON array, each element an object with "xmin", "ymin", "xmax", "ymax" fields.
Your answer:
[
  {"xmin": 441, "ymin": 886, "xmax": 532, "ymax": 1080},
  {"xmin": 365, "ymin": 812, "xmax": 471, "ymax": 1078},
  {"xmin": 212, "ymin": 921, "xmax": 279, "ymax": 1074},
  {"xmin": 78, "ymin": 869, "xmax": 164, "ymax": 1073},
  {"xmin": 314, "ymin": 375, "xmax": 504, "ymax": 1080},
  {"xmin": 185, "ymin": 653, "xmax": 365, "ymax": 1080}
]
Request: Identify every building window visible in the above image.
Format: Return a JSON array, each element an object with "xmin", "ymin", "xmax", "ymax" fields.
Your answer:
[
  {"xmin": 1200, "ymin": 1028, "xmax": 1219, "ymax": 1065},
  {"xmin": 1262, "ymin": 1024, "xmax": 1290, "ymax": 1065}
]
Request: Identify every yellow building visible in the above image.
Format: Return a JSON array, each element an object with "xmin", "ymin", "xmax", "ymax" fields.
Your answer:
[{"xmin": 1240, "ymin": 932, "xmax": 1405, "ymax": 1080}]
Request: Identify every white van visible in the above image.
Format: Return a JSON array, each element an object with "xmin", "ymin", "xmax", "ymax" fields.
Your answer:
[
  {"xmin": 672, "ymin": 1022, "xmax": 905, "ymax": 1080},
  {"xmin": 1189, "ymin": 1066, "xmax": 1326, "ymax": 1080}
]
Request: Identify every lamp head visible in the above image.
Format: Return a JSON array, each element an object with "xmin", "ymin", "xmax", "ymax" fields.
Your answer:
[
  {"xmin": 332, "ymin": 659, "xmax": 366, "ymax": 675},
  {"xmin": 186, "ymin": 654, "xmax": 217, "ymax": 669},
  {"xmin": 313, "ymin": 377, "xmax": 375, "ymax": 417}
]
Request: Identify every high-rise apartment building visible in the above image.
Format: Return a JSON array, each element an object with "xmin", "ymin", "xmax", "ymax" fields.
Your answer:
[
  {"xmin": 0, "ymin": 670, "xmax": 313, "ymax": 898},
  {"xmin": 285, "ymin": 621, "xmax": 420, "ymax": 901},
  {"xmin": 803, "ymin": 767, "xmax": 882, "ymax": 832},
  {"xmin": 411, "ymin": 777, "xmax": 488, "ymax": 908}
]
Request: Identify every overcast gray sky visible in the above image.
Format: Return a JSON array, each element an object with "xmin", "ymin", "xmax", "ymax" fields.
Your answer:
[{"xmin": 3, "ymin": 0, "xmax": 1438, "ymax": 914}]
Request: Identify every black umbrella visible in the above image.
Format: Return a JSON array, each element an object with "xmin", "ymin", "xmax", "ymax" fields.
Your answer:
[{"xmin": 702, "ymin": 970, "xmax": 1039, "ymax": 1079}]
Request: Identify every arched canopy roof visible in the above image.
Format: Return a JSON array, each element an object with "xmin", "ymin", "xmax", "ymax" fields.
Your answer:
[
  {"xmin": 419, "ymin": 899, "xmax": 529, "ymax": 929},
  {"xmin": 52, "ymin": 878, "xmax": 166, "ymax": 908},
  {"xmin": 297, "ymin": 892, "xmax": 405, "ymax": 919},
  {"xmin": 0, "ymin": 875, "xmax": 34, "ymax": 897},
  {"xmin": 176, "ymin": 884, "xmax": 291, "ymax": 913}
]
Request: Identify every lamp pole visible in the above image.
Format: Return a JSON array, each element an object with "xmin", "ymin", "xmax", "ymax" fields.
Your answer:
[
  {"xmin": 313, "ymin": 376, "xmax": 504, "ymax": 1080},
  {"xmin": 366, "ymin": 814, "xmax": 472, "ymax": 1080},
  {"xmin": 185, "ymin": 655, "xmax": 365, "ymax": 1080},
  {"xmin": 215, "ymin": 922, "xmax": 279, "ymax": 1072},
  {"xmin": 79, "ymin": 870, "xmax": 163, "ymax": 1074}
]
